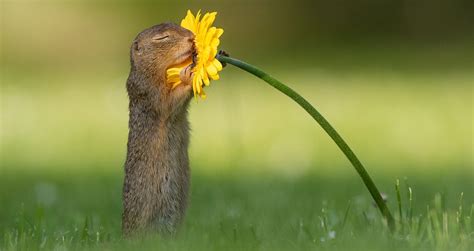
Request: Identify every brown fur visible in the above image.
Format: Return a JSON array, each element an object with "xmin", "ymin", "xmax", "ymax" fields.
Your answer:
[{"xmin": 122, "ymin": 23, "xmax": 195, "ymax": 236}]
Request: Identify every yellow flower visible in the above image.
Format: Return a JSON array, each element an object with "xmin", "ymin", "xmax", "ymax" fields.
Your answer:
[{"xmin": 166, "ymin": 10, "xmax": 224, "ymax": 99}]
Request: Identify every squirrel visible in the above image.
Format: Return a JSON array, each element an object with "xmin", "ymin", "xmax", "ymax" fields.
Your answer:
[{"xmin": 122, "ymin": 23, "xmax": 195, "ymax": 236}]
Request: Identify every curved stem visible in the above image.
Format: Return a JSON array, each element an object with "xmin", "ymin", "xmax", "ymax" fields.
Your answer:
[{"xmin": 217, "ymin": 55, "xmax": 395, "ymax": 231}]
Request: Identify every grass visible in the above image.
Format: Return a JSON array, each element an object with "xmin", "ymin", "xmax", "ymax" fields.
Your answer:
[
  {"xmin": 1, "ymin": 40, "xmax": 473, "ymax": 250},
  {"xmin": 0, "ymin": 166, "xmax": 472, "ymax": 251}
]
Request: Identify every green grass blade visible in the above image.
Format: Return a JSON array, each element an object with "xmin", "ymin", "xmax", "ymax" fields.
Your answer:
[{"xmin": 395, "ymin": 179, "xmax": 403, "ymax": 229}]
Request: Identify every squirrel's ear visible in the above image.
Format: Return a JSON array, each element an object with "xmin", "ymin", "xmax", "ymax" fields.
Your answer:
[{"xmin": 133, "ymin": 41, "xmax": 142, "ymax": 55}]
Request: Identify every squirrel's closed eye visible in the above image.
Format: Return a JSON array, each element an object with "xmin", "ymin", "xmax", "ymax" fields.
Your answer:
[{"xmin": 153, "ymin": 35, "xmax": 169, "ymax": 41}]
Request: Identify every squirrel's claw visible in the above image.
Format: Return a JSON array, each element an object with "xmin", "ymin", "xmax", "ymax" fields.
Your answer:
[{"xmin": 217, "ymin": 50, "xmax": 229, "ymax": 68}]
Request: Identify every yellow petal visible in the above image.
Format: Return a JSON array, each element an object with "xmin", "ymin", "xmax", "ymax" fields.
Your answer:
[
  {"xmin": 200, "ymin": 67, "xmax": 210, "ymax": 85},
  {"xmin": 200, "ymin": 47, "xmax": 211, "ymax": 65},
  {"xmin": 192, "ymin": 75, "xmax": 197, "ymax": 97},
  {"xmin": 212, "ymin": 59, "xmax": 223, "ymax": 71},
  {"xmin": 205, "ymin": 27, "xmax": 216, "ymax": 46},
  {"xmin": 206, "ymin": 63, "xmax": 217, "ymax": 76},
  {"xmin": 200, "ymin": 90, "xmax": 207, "ymax": 99},
  {"xmin": 209, "ymin": 73, "xmax": 219, "ymax": 81},
  {"xmin": 199, "ymin": 13, "xmax": 216, "ymax": 35},
  {"xmin": 171, "ymin": 81, "xmax": 182, "ymax": 89},
  {"xmin": 167, "ymin": 67, "xmax": 180, "ymax": 74},
  {"xmin": 196, "ymin": 77, "xmax": 202, "ymax": 94},
  {"xmin": 215, "ymin": 28, "xmax": 224, "ymax": 38},
  {"xmin": 181, "ymin": 10, "xmax": 196, "ymax": 32},
  {"xmin": 168, "ymin": 73, "xmax": 179, "ymax": 79},
  {"xmin": 209, "ymin": 48, "xmax": 218, "ymax": 61},
  {"xmin": 168, "ymin": 75, "xmax": 181, "ymax": 82},
  {"xmin": 210, "ymin": 38, "xmax": 220, "ymax": 48},
  {"xmin": 195, "ymin": 10, "xmax": 202, "ymax": 23}
]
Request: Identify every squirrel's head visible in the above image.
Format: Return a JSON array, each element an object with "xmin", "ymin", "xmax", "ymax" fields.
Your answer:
[
  {"xmin": 130, "ymin": 23, "xmax": 194, "ymax": 77},
  {"xmin": 128, "ymin": 23, "xmax": 195, "ymax": 115}
]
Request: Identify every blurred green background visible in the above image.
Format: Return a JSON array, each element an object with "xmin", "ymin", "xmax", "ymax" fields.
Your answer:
[{"xmin": 0, "ymin": 0, "xmax": 473, "ymax": 250}]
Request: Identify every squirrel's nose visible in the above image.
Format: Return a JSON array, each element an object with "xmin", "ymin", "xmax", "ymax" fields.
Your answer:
[{"xmin": 184, "ymin": 29, "xmax": 195, "ymax": 41}]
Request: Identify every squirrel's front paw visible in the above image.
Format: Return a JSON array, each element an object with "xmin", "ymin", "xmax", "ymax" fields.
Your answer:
[
  {"xmin": 170, "ymin": 66, "xmax": 193, "ymax": 103},
  {"xmin": 179, "ymin": 65, "xmax": 193, "ymax": 86}
]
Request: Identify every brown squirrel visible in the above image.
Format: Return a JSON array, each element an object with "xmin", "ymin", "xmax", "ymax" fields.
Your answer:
[{"xmin": 122, "ymin": 23, "xmax": 195, "ymax": 236}]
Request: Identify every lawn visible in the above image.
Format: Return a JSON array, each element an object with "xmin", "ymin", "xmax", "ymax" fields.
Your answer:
[
  {"xmin": 0, "ymin": 167, "xmax": 472, "ymax": 251},
  {"xmin": 1, "ymin": 66, "xmax": 473, "ymax": 250}
]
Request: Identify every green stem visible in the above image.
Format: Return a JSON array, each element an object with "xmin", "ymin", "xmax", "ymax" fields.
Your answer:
[{"xmin": 217, "ymin": 55, "xmax": 395, "ymax": 231}]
